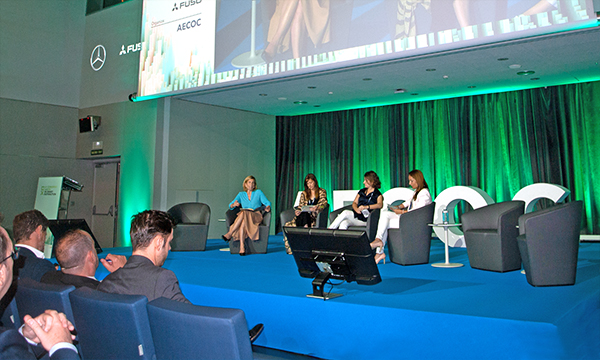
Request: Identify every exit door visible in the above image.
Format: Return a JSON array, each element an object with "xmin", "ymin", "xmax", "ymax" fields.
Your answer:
[{"xmin": 91, "ymin": 160, "xmax": 120, "ymax": 248}]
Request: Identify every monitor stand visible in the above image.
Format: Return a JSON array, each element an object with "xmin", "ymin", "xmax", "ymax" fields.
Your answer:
[{"xmin": 306, "ymin": 272, "xmax": 343, "ymax": 300}]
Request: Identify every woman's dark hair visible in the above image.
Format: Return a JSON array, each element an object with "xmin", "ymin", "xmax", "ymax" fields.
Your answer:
[
  {"xmin": 364, "ymin": 171, "xmax": 381, "ymax": 189},
  {"xmin": 303, "ymin": 173, "xmax": 320, "ymax": 201},
  {"xmin": 409, "ymin": 169, "xmax": 428, "ymax": 200}
]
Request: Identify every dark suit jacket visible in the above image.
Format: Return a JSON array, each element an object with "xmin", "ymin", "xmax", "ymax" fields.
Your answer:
[
  {"xmin": 13, "ymin": 247, "xmax": 56, "ymax": 282},
  {"xmin": 0, "ymin": 327, "xmax": 79, "ymax": 359},
  {"xmin": 41, "ymin": 271, "xmax": 100, "ymax": 290},
  {"xmin": 97, "ymin": 255, "xmax": 191, "ymax": 303}
]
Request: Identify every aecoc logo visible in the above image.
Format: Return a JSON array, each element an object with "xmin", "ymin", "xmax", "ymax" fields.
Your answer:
[{"xmin": 90, "ymin": 45, "xmax": 106, "ymax": 71}]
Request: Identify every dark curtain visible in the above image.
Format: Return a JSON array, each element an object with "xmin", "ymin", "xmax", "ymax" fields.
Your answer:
[{"xmin": 276, "ymin": 80, "xmax": 600, "ymax": 234}]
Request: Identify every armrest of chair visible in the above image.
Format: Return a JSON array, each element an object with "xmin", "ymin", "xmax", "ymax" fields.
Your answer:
[
  {"xmin": 315, "ymin": 204, "xmax": 330, "ymax": 228},
  {"xmin": 280, "ymin": 208, "xmax": 295, "ymax": 228}
]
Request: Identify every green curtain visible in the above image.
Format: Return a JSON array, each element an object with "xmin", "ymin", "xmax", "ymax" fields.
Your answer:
[{"xmin": 276, "ymin": 80, "xmax": 600, "ymax": 234}]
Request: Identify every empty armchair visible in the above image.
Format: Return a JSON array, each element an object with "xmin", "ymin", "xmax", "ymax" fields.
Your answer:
[
  {"xmin": 328, "ymin": 205, "xmax": 381, "ymax": 241},
  {"xmin": 226, "ymin": 208, "xmax": 271, "ymax": 254},
  {"xmin": 388, "ymin": 202, "xmax": 435, "ymax": 265},
  {"xmin": 517, "ymin": 201, "xmax": 583, "ymax": 286},
  {"xmin": 462, "ymin": 201, "xmax": 525, "ymax": 272},
  {"xmin": 147, "ymin": 297, "xmax": 253, "ymax": 360},
  {"xmin": 167, "ymin": 202, "xmax": 211, "ymax": 251},
  {"xmin": 69, "ymin": 287, "xmax": 155, "ymax": 360}
]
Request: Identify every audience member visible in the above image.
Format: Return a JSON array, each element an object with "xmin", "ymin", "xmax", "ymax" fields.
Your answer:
[
  {"xmin": 41, "ymin": 229, "xmax": 126, "ymax": 289},
  {"xmin": 98, "ymin": 210, "xmax": 264, "ymax": 342},
  {"xmin": 12, "ymin": 210, "xmax": 55, "ymax": 281},
  {"xmin": 0, "ymin": 226, "xmax": 79, "ymax": 359}
]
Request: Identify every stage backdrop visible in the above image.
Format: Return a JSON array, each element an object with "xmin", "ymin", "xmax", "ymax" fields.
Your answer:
[{"xmin": 276, "ymin": 80, "xmax": 599, "ymax": 235}]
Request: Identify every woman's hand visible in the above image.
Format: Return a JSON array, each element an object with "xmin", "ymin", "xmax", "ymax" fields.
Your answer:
[
  {"xmin": 309, "ymin": 206, "xmax": 317, "ymax": 213},
  {"xmin": 232, "ymin": 200, "xmax": 241, "ymax": 208},
  {"xmin": 295, "ymin": 209, "xmax": 301, "ymax": 216},
  {"xmin": 393, "ymin": 208, "xmax": 407, "ymax": 215},
  {"xmin": 265, "ymin": 205, "xmax": 271, "ymax": 212},
  {"xmin": 358, "ymin": 205, "xmax": 369, "ymax": 211}
]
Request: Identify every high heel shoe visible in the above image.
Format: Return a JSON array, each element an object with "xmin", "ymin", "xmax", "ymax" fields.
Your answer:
[{"xmin": 222, "ymin": 235, "xmax": 230, "ymax": 242}]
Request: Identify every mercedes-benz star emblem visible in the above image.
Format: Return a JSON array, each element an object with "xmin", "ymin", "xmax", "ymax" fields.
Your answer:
[{"xmin": 90, "ymin": 45, "xmax": 106, "ymax": 71}]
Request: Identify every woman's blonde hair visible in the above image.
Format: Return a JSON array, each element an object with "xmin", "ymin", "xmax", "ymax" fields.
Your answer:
[{"xmin": 243, "ymin": 175, "xmax": 257, "ymax": 191}]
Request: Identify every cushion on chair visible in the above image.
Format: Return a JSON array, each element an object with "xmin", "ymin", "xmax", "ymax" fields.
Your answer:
[
  {"xmin": 147, "ymin": 297, "xmax": 253, "ymax": 360},
  {"xmin": 69, "ymin": 287, "xmax": 155, "ymax": 360}
]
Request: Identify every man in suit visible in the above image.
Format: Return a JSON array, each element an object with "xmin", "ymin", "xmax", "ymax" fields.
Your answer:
[
  {"xmin": 12, "ymin": 210, "xmax": 55, "ymax": 281},
  {"xmin": 41, "ymin": 229, "xmax": 126, "ymax": 289},
  {"xmin": 0, "ymin": 226, "xmax": 79, "ymax": 359},
  {"xmin": 98, "ymin": 210, "xmax": 264, "ymax": 342}
]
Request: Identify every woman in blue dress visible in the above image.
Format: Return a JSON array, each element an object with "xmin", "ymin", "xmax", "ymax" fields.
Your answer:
[{"xmin": 222, "ymin": 176, "xmax": 271, "ymax": 255}]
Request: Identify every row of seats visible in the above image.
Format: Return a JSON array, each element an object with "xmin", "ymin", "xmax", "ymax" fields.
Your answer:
[{"xmin": 5, "ymin": 279, "xmax": 256, "ymax": 360}]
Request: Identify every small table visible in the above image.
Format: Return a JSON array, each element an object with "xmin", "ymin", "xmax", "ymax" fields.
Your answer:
[{"xmin": 428, "ymin": 223, "xmax": 464, "ymax": 268}]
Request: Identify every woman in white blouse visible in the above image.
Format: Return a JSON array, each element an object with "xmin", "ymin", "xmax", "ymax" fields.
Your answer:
[{"xmin": 371, "ymin": 169, "xmax": 433, "ymax": 264}]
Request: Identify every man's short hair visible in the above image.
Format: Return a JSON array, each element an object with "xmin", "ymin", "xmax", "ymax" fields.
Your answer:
[
  {"xmin": 130, "ymin": 210, "xmax": 174, "ymax": 251},
  {"xmin": 55, "ymin": 230, "xmax": 94, "ymax": 270},
  {"xmin": 13, "ymin": 210, "xmax": 49, "ymax": 243},
  {"xmin": 0, "ymin": 228, "xmax": 10, "ymax": 260}
]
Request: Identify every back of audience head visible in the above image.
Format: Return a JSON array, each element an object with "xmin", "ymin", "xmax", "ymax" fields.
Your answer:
[
  {"xmin": 130, "ymin": 210, "xmax": 174, "ymax": 252},
  {"xmin": 13, "ymin": 210, "xmax": 49, "ymax": 248},
  {"xmin": 55, "ymin": 229, "xmax": 98, "ymax": 275}
]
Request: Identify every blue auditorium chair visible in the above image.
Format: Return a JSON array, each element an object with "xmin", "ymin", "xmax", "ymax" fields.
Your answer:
[
  {"xmin": 388, "ymin": 202, "xmax": 435, "ymax": 265},
  {"xmin": 147, "ymin": 297, "xmax": 254, "ymax": 360},
  {"xmin": 167, "ymin": 202, "xmax": 211, "ymax": 251},
  {"xmin": 0, "ymin": 294, "xmax": 20, "ymax": 329},
  {"xmin": 69, "ymin": 287, "xmax": 155, "ymax": 360},
  {"xmin": 462, "ymin": 201, "xmax": 525, "ymax": 272},
  {"xmin": 517, "ymin": 201, "xmax": 583, "ymax": 286}
]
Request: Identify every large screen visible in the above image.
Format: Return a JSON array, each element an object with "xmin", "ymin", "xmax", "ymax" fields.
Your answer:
[{"xmin": 136, "ymin": 0, "xmax": 596, "ymax": 100}]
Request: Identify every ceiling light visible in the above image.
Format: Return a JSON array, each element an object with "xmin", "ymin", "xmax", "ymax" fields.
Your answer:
[
  {"xmin": 468, "ymin": 86, "xmax": 476, "ymax": 88},
  {"xmin": 426, "ymin": 68, "xmax": 436, "ymax": 72},
  {"xmin": 359, "ymin": 99, "xmax": 367, "ymax": 102},
  {"xmin": 530, "ymin": 77, "xmax": 540, "ymax": 81},
  {"xmin": 259, "ymin": 93, "xmax": 267, "ymax": 96},
  {"xmin": 497, "ymin": 58, "xmax": 509, "ymax": 61},
  {"xmin": 328, "ymin": 92, "xmax": 333, "ymax": 95},
  {"xmin": 395, "ymin": 88, "xmax": 406, "ymax": 93},
  {"xmin": 307, "ymin": 86, "xmax": 316, "ymax": 89},
  {"xmin": 293, "ymin": 101, "xmax": 307, "ymax": 105},
  {"xmin": 517, "ymin": 70, "xmax": 535, "ymax": 76},
  {"xmin": 314, "ymin": 105, "xmax": 321, "ymax": 107},
  {"xmin": 509, "ymin": 64, "xmax": 521, "ymax": 69},
  {"xmin": 442, "ymin": 75, "xmax": 449, "ymax": 79},
  {"xmin": 278, "ymin": 97, "xmax": 287, "ymax": 100},
  {"xmin": 410, "ymin": 93, "xmax": 419, "ymax": 96},
  {"xmin": 363, "ymin": 78, "xmax": 372, "ymax": 81}
]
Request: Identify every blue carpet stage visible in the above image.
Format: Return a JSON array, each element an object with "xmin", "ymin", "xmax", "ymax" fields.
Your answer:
[{"xmin": 96, "ymin": 237, "xmax": 600, "ymax": 360}]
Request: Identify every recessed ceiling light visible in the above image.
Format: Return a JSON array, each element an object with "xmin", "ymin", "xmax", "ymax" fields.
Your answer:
[
  {"xmin": 530, "ymin": 77, "xmax": 540, "ymax": 81},
  {"xmin": 314, "ymin": 105, "xmax": 321, "ymax": 107},
  {"xmin": 259, "ymin": 93, "xmax": 267, "ymax": 96},
  {"xmin": 517, "ymin": 70, "xmax": 535, "ymax": 76},
  {"xmin": 497, "ymin": 58, "xmax": 509, "ymax": 61},
  {"xmin": 363, "ymin": 78, "xmax": 372, "ymax": 81},
  {"xmin": 278, "ymin": 97, "xmax": 287, "ymax": 100},
  {"xmin": 395, "ymin": 88, "xmax": 406, "ymax": 93},
  {"xmin": 410, "ymin": 93, "xmax": 419, "ymax": 96},
  {"xmin": 468, "ymin": 86, "xmax": 476, "ymax": 88},
  {"xmin": 442, "ymin": 75, "xmax": 449, "ymax": 79},
  {"xmin": 328, "ymin": 92, "xmax": 333, "ymax": 95},
  {"xmin": 293, "ymin": 101, "xmax": 307, "ymax": 105},
  {"xmin": 509, "ymin": 64, "xmax": 522, "ymax": 69},
  {"xmin": 359, "ymin": 99, "xmax": 367, "ymax": 102},
  {"xmin": 307, "ymin": 86, "xmax": 316, "ymax": 89},
  {"xmin": 426, "ymin": 68, "xmax": 436, "ymax": 72}
]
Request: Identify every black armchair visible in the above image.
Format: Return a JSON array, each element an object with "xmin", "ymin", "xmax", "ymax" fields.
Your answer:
[
  {"xmin": 388, "ymin": 202, "xmax": 435, "ymax": 265},
  {"xmin": 280, "ymin": 204, "xmax": 330, "ymax": 230},
  {"xmin": 167, "ymin": 202, "xmax": 211, "ymax": 251},
  {"xmin": 462, "ymin": 201, "xmax": 525, "ymax": 272},
  {"xmin": 328, "ymin": 205, "xmax": 381, "ymax": 241},
  {"xmin": 517, "ymin": 201, "xmax": 583, "ymax": 286},
  {"xmin": 226, "ymin": 207, "xmax": 271, "ymax": 254}
]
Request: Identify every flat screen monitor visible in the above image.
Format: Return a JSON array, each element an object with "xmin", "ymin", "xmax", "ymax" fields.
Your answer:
[
  {"xmin": 47, "ymin": 219, "xmax": 103, "ymax": 258},
  {"xmin": 284, "ymin": 227, "xmax": 381, "ymax": 299}
]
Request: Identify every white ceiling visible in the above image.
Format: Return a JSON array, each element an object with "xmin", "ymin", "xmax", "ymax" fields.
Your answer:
[{"xmin": 178, "ymin": 24, "xmax": 600, "ymax": 116}]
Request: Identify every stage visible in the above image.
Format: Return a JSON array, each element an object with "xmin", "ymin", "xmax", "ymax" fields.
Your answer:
[{"xmin": 96, "ymin": 236, "xmax": 600, "ymax": 360}]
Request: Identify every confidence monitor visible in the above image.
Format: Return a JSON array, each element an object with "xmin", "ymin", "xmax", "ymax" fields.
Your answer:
[{"xmin": 284, "ymin": 227, "xmax": 381, "ymax": 300}]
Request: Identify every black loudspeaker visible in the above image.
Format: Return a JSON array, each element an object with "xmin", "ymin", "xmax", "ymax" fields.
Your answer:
[{"xmin": 79, "ymin": 116, "xmax": 101, "ymax": 133}]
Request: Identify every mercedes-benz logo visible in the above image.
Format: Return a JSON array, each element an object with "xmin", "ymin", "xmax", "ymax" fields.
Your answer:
[{"xmin": 90, "ymin": 45, "xmax": 106, "ymax": 71}]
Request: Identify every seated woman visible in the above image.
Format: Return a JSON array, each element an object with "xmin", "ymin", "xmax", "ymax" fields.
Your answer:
[
  {"xmin": 283, "ymin": 173, "xmax": 328, "ymax": 254},
  {"xmin": 371, "ymin": 169, "xmax": 432, "ymax": 264},
  {"xmin": 222, "ymin": 176, "xmax": 271, "ymax": 256},
  {"xmin": 328, "ymin": 171, "xmax": 383, "ymax": 230}
]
